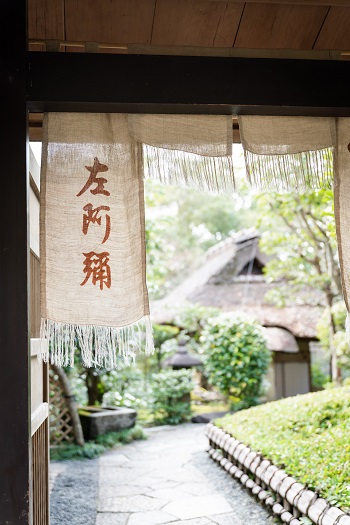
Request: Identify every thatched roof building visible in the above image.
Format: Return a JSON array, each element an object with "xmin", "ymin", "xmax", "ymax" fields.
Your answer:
[{"xmin": 152, "ymin": 229, "xmax": 323, "ymax": 340}]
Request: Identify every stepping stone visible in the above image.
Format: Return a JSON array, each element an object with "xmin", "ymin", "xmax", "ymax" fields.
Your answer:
[
  {"xmin": 209, "ymin": 513, "xmax": 243, "ymax": 525},
  {"xmin": 98, "ymin": 494, "xmax": 168, "ymax": 513},
  {"xmin": 96, "ymin": 512, "xmax": 129, "ymax": 525},
  {"xmin": 163, "ymin": 495, "xmax": 233, "ymax": 520},
  {"xmin": 127, "ymin": 510, "xmax": 177, "ymax": 525}
]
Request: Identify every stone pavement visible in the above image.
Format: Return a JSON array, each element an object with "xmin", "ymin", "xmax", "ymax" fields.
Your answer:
[
  {"xmin": 50, "ymin": 423, "xmax": 273, "ymax": 525},
  {"xmin": 95, "ymin": 424, "xmax": 273, "ymax": 525}
]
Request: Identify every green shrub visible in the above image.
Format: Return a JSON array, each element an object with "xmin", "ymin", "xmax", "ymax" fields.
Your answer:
[
  {"xmin": 174, "ymin": 302, "xmax": 220, "ymax": 338},
  {"xmin": 316, "ymin": 301, "xmax": 350, "ymax": 372},
  {"xmin": 151, "ymin": 369, "xmax": 194, "ymax": 425},
  {"xmin": 50, "ymin": 442, "xmax": 106, "ymax": 461},
  {"xmin": 311, "ymin": 362, "xmax": 330, "ymax": 390},
  {"xmin": 50, "ymin": 425, "xmax": 147, "ymax": 461},
  {"xmin": 102, "ymin": 366, "xmax": 150, "ymax": 409},
  {"xmin": 95, "ymin": 425, "xmax": 147, "ymax": 447},
  {"xmin": 201, "ymin": 314, "xmax": 271, "ymax": 410},
  {"xmin": 153, "ymin": 324, "xmax": 180, "ymax": 348},
  {"xmin": 216, "ymin": 387, "xmax": 350, "ymax": 511}
]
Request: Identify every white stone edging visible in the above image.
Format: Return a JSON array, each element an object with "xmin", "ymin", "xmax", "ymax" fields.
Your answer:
[{"xmin": 206, "ymin": 423, "xmax": 350, "ymax": 525}]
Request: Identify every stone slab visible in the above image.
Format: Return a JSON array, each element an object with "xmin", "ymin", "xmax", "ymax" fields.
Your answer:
[
  {"xmin": 209, "ymin": 513, "xmax": 243, "ymax": 525},
  {"xmin": 163, "ymin": 495, "xmax": 233, "ymax": 520},
  {"xmin": 127, "ymin": 510, "xmax": 177, "ymax": 525},
  {"xmin": 96, "ymin": 512, "xmax": 129, "ymax": 525},
  {"xmin": 98, "ymin": 494, "xmax": 168, "ymax": 513}
]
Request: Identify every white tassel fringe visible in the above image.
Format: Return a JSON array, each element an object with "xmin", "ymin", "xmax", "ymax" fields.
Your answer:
[
  {"xmin": 244, "ymin": 147, "xmax": 333, "ymax": 192},
  {"xmin": 39, "ymin": 316, "xmax": 154, "ymax": 368},
  {"xmin": 143, "ymin": 144, "xmax": 235, "ymax": 195}
]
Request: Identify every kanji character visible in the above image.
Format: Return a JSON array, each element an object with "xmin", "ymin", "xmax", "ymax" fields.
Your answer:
[
  {"xmin": 82, "ymin": 203, "xmax": 111, "ymax": 244},
  {"xmin": 80, "ymin": 251, "xmax": 111, "ymax": 290},
  {"xmin": 77, "ymin": 157, "xmax": 110, "ymax": 197}
]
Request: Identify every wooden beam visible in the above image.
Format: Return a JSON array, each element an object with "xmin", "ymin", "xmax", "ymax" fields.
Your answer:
[
  {"xmin": 221, "ymin": 1, "xmax": 350, "ymax": 5},
  {"xmin": 128, "ymin": 44, "xmax": 342, "ymax": 59},
  {"xmin": 0, "ymin": 1, "xmax": 31, "ymax": 523},
  {"xmin": 28, "ymin": 40, "xmax": 344, "ymax": 59},
  {"xmin": 28, "ymin": 52, "xmax": 350, "ymax": 116}
]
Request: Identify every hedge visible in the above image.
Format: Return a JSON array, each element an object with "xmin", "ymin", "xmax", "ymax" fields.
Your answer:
[{"xmin": 215, "ymin": 386, "xmax": 350, "ymax": 511}]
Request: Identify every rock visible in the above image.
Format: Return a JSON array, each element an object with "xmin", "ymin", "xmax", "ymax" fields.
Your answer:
[{"xmin": 191, "ymin": 411, "xmax": 230, "ymax": 424}]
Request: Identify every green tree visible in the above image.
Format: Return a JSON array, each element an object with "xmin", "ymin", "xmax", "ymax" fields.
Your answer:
[
  {"xmin": 256, "ymin": 190, "xmax": 343, "ymax": 381},
  {"xmin": 317, "ymin": 301, "xmax": 350, "ymax": 373},
  {"xmin": 201, "ymin": 314, "xmax": 271, "ymax": 410}
]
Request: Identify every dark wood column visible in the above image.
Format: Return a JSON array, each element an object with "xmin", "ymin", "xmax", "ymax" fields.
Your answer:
[{"xmin": 0, "ymin": 1, "xmax": 31, "ymax": 523}]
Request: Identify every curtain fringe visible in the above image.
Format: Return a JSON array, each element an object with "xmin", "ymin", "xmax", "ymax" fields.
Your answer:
[
  {"xmin": 143, "ymin": 144, "xmax": 235, "ymax": 194},
  {"xmin": 39, "ymin": 316, "xmax": 154, "ymax": 368},
  {"xmin": 244, "ymin": 147, "xmax": 334, "ymax": 192}
]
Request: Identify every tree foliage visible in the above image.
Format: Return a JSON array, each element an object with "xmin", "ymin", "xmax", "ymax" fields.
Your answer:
[
  {"xmin": 150, "ymin": 369, "xmax": 194, "ymax": 425},
  {"xmin": 255, "ymin": 190, "xmax": 343, "ymax": 381},
  {"xmin": 201, "ymin": 314, "xmax": 271, "ymax": 410},
  {"xmin": 317, "ymin": 301, "xmax": 350, "ymax": 371},
  {"xmin": 257, "ymin": 190, "xmax": 341, "ymax": 306}
]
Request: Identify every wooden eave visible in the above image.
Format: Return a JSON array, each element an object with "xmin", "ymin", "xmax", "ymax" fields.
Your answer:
[{"xmin": 28, "ymin": 0, "xmax": 350, "ymax": 140}]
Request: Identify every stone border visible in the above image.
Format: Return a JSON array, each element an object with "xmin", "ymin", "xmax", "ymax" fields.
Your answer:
[{"xmin": 206, "ymin": 423, "xmax": 350, "ymax": 525}]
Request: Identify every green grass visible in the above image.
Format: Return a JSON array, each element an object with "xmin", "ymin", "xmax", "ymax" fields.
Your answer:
[
  {"xmin": 215, "ymin": 387, "xmax": 350, "ymax": 512},
  {"xmin": 50, "ymin": 425, "xmax": 147, "ymax": 461}
]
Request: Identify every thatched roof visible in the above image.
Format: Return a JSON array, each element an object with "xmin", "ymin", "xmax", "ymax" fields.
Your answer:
[
  {"xmin": 151, "ymin": 229, "xmax": 322, "ymax": 339},
  {"xmin": 263, "ymin": 327, "xmax": 299, "ymax": 353}
]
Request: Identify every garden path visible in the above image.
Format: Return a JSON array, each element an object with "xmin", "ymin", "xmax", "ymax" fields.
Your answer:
[{"xmin": 50, "ymin": 423, "xmax": 273, "ymax": 525}]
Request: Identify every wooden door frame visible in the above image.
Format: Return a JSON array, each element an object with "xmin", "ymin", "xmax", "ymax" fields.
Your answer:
[
  {"xmin": 2, "ymin": 1, "xmax": 350, "ymax": 522},
  {"xmin": 1, "ymin": 1, "xmax": 31, "ymax": 523}
]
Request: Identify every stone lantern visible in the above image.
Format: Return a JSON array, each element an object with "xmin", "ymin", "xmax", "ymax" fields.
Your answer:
[{"xmin": 162, "ymin": 339, "xmax": 203, "ymax": 370}]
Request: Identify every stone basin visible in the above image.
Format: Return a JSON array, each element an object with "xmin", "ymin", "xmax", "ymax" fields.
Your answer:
[{"xmin": 78, "ymin": 405, "xmax": 137, "ymax": 440}]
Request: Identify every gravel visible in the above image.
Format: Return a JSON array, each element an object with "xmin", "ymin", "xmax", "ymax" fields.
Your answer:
[
  {"xmin": 50, "ymin": 458, "xmax": 99, "ymax": 525},
  {"xmin": 191, "ymin": 448, "xmax": 275, "ymax": 525}
]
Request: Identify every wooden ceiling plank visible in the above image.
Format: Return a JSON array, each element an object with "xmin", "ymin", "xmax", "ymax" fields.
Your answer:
[
  {"xmin": 213, "ymin": 3, "xmax": 245, "ymax": 47},
  {"xmin": 314, "ymin": 7, "xmax": 350, "ymax": 50},
  {"xmin": 210, "ymin": 1, "xmax": 350, "ymax": 5},
  {"xmin": 234, "ymin": 3, "xmax": 330, "ymax": 50},
  {"xmin": 28, "ymin": 0, "xmax": 65, "ymax": 40},
  {"xmin": 64, "ymin": 0, "xmax": 156, "ymax": 44},
  {"xmin": 151, "ymin": 0, "xmax": 243, "ymax": 47}
]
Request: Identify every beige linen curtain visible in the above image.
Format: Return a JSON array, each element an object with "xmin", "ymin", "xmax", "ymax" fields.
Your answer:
[
  {"xmin": 238, "ymin": 116, "xmax": 335, "ymax": 191},
  {"xmin": 40, "ymin": 113, "xmax": 234, "ymax": 367},
  {"xmin": 238, "ymin": 115, "xmax": 350, "ymax": 333},
  {"xmin": 129, "ymin": 114, "xmax": 235, "ymax": 193}
]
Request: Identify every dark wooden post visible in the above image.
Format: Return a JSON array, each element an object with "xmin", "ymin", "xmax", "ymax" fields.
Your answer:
[{"xmin": 0, "ymin": 2, "xmax": 31, "ymax": 523}]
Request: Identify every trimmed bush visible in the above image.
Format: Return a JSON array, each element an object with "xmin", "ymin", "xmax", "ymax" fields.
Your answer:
[
  {"xmin": 216, "ymin": 387, "xmax": 350, "ymax": 511},
  {"xmin": 151, "ymin": 369, "xmax": 194, "ymax": 425},
  {"xmin": 201, "ymin": 314, "xmax": 271, "ymax": 410}
]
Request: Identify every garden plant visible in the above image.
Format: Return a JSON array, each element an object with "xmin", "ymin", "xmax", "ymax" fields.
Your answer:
[
  {"xmin": 215, "ymin": 386, "xmax": 350, "ymax": 512},
  {"xmin": 201, "ymin": 314, "xmax": 271, "ymax": 410}
]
